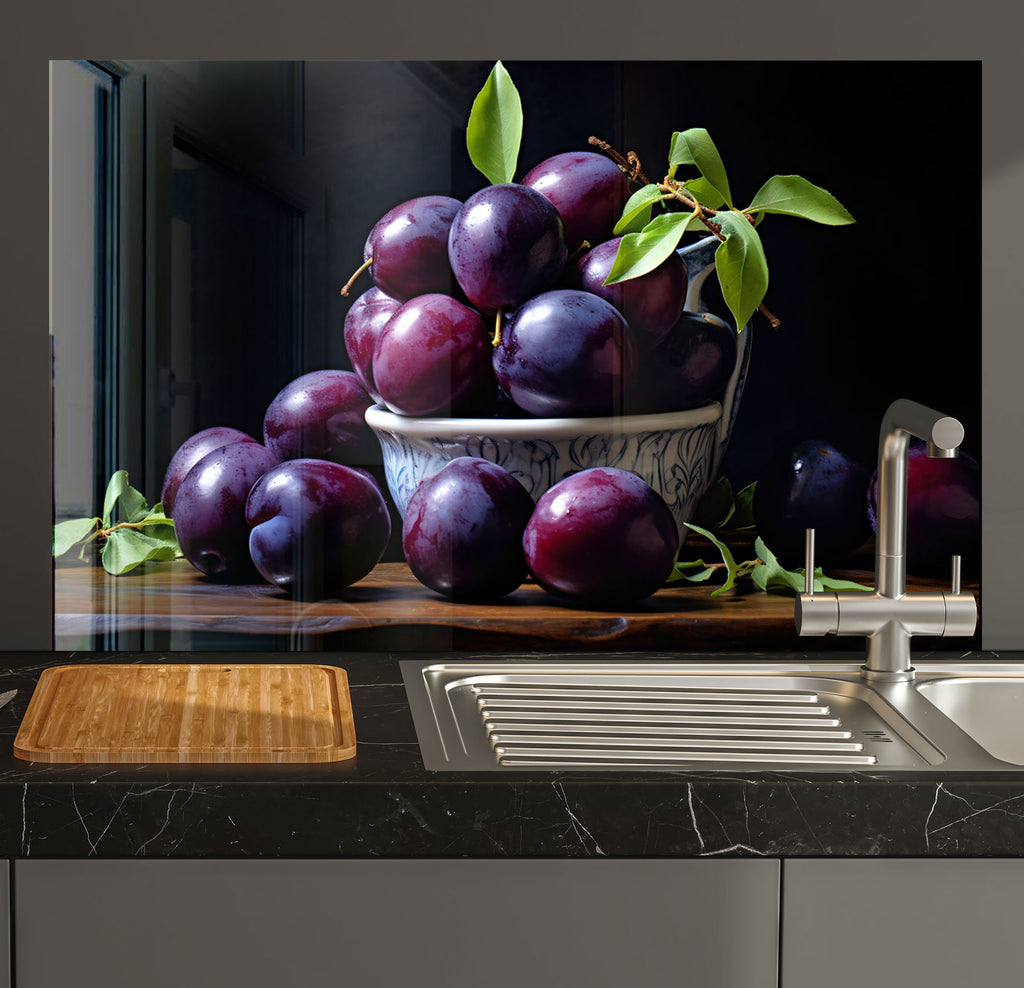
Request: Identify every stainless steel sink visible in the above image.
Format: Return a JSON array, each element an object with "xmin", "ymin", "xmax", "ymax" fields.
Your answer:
[
  {"xmin": 916, "ymin": 676, "xmax": 1024, "ymax": 765},
  {"xmin": 401, "ymin": 657, "xmax": 1024, "ymax": 773}
]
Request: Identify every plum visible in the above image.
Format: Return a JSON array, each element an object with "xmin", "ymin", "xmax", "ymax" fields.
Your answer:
[
  {"xmin": 523, "ymin": 467, "xmax": 679, "ymax": 605},
  {"xmin": 493, "ymin": 289, "xmax": 636, "ymax": 418},
  {"xmin": 572, "ymin": 237, "xmax": 687, "ymax": 348},
  {"xmin": 520, "ymin": 151, "xmax": 630, "ymax": 252},
  {"xmin": 174, "ymin": 441, "xmax": 281, "ymax": 581},
  {"xmin": 867, "ymin": 438, "xmax": 980, "ymax": 574},
  {"xmin": 447, "ymin": 183, "xmax": 567, "ymax": 311},
  {"xmin": 343, "ymin": 287, "xmax": 402, "ymax": 400},
  {"xmin": 753, "ymin": 440, "xmax": 871, "ymax": 568},
  {"xmin": 160, "ymin": 426, "xmax": 258, "ymax": 518},
  {"xmin": 362, "ymin": 195, "xmax": 462, "ymax": 302},
  {"xmin": 263, "ymin": 370, "xmax": 377, "ymax": 465},
  {"xmin": 626, "ymin": 311, "xmax": 737, "ymax": 414},
  {"xmin": 402, "ymin": 457, "xmax": 535, "ymax": 600},
  {"xmin": 373, "ymin": 293, "xmax": 496, "ymax": 417},
  {"xmin": 246, "ymin": 458, "xmax": 391, "ymax": 598}
]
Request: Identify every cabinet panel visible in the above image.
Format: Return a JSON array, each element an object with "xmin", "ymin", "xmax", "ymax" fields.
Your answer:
[
  {"xmin": 783, "ymin": 859, "xmax": 1024, "ymax": 987},
  {"xmin": 16, "ymin": 859, "xmax": 779, "ymax": 988}
]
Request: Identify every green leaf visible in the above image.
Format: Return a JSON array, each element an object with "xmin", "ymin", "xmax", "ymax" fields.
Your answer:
[
  {"xmin": 101, "ymin": 471, "xmax": 128, "ymax": 527},
  {"xmin": 726, "ymin": 481, "xmax": 757, "ymax": 531},
  {"xmin": 613, "ymin": 184, "xmax": 665, "ymax": 235},
  {"xmin": 692, "ymin": 477, "xmax": 735, "ymax": 531},
  {"xmin": 745, "ymin": 174, "xmax": 855, "ymax": 226},
  {"xmin": 466, "ymin": 61, "xmax": 523, "ymax": 185},
  {"xmin": 668, "ymin": 129, "xmax": 732, "ymax": 207},
  {"xmin": 53, "ymin": 517, "xmax": 100, "ymax": 557},
  {"xmin": 101, "ymin": 527, "xmax": 182, "ymax": 576},
  {"xmin": 714, "ymin": 211, "xmax": 769, "ymax": 332},
  {"xmin": 682, "ymin": 522, "xmax": 738, "ymax": 596},
  {"xmin": 682, "ymin": 176, "xmax": 727, "ymax": 210},
  {"xmin": 100, "ymin": 470, "xmax": 150, "ymax": 525},
  {"xmin": 667, "ymin": 559, "xmax": 719, "ymax": 584},
  {"xmin": 751, "ymin": 537, "xmax": 872, "ymax": 595},
  {"xmin": 603, "ymin": 212, "xmax": 702, "ymax": 285}
]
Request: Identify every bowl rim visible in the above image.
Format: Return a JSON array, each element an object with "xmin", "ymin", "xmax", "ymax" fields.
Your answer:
[{"xmin": 364, "ymin": 401, "xmax": 723, "ymax": 439}]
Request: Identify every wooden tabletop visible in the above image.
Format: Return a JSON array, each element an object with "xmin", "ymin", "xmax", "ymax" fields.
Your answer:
[{"xmin": 54, "ymin": 544, "xmax": 981, "ymax": 652}]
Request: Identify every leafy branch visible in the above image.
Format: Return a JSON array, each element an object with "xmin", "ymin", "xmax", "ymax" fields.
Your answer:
[
  {"xmin": 53, "ymin": 471, "xmax": 182, "ymax": 576},
  {"xmin": 669, "ymin": 479, "xmax": 872, "ymax": 597},
  {"xmin": 591, "ymin": 128, "xmax": 855, "ymax": 334}
]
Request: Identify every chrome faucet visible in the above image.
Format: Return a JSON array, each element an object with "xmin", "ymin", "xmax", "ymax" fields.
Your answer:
[{"xmin": 794, "ymin": 399, "xmax": 978, "ymax": 682}]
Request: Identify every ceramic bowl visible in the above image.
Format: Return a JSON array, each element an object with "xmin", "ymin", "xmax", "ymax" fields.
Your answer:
[{"xmin": 366, "ymin": 403, "xmax": 725, "ymax": 543}]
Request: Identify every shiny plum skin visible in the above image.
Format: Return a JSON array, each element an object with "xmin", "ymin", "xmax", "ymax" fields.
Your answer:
[
  {"xmin": 160, "ymin": 426, "xmax": 258, "ymax": 518},
  {"xmin": 447, "ymin": 183, "xmax": 567, "ymax": 312},
  {"xmin": 174, "ymin": 441, "xmax": 281, "ymax": 581},
  {"xmin": 263, "ymin": 370, "xmax": 377, "ymax": 465},
  {"xmin": 246, "ymin": 459, "xmax": 391, "ymax": 599},
  {"xmin": 626, "ymin": 312, "xmax": 737, "ymax": 414},
  {"xmin": 868, "ymin": 438, "xmax": 980, "ymax": 574},
  {"xmin": 572, "ymin": 237, "xmax": 687, "ymax": 348},
  {"xmin": 520, "ymin": 151, "xmax": 630, "ymax": 252},
  {"xmin": 402, "ymin": 457, "xmax": 535, "ymax": 600},
  {"xmin": 493, "ymin": 289, "xmax": 636, "ymax": 417},
  {"xmin": 373, "ymin": 293, "xmax": 495, "ymax": 417},
  {"xmin": 523, "ymin": 467, "xmax": 679, "ymax": 605},
  {"xmin": 753, "ymin": 440, "xmax": 871, "ymax": 568},
  {"xmin": 362, "ymin": 195, "xmax": 462, "ymax": 302},
  {"xmin": 343, "ymin": 287, "xmax": 402, "ymax": 400}
]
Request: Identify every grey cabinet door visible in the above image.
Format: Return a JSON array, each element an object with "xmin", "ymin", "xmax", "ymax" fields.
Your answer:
[
  {"xmin": 15, "ymin": 859, "xmax": 779, "ymax": 988},
  {"xmin": 783, "ymin": 859, "xmax": 1024, "ymax": 988}
]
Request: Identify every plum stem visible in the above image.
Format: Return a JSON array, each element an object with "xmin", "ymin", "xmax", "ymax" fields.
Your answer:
[
  {"xmin": 492, "ymin": 307, "xmax": 504, "ymax": 347},
  {"xmin": 588, "ymin": 136, "xmax": 650, "ymax": 186},
  {"xmin": 339, "ymin": 256, "xmax": 373, "ymax": 297}
]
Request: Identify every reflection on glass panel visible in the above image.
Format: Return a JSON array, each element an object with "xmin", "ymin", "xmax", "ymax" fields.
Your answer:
[{"xmin": 50, "ymin": 60, "xmax": 115, "ymax": 523}]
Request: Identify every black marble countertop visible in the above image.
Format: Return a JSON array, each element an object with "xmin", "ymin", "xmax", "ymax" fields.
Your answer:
[{"xmin": 2, "ymin": 650, "xmax": 1024, "ymax": 859}]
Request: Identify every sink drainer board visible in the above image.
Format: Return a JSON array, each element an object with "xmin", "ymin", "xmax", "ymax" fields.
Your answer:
[{"xmin": 401, "ymin": 660, "xmax": 947, "ymax": 772}]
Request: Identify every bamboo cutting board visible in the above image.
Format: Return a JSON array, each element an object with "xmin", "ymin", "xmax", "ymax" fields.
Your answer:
[{"xmin": 13, "ymin": 664, "xmax": 357, "ymax": 763}]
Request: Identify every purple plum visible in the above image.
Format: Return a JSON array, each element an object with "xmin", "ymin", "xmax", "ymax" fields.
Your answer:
[
  {"xmin": 520, "ymin": 150, "xmax": 630, "ymax": 252},
  {"xmin": 493, "ymin": 289, "xmax": 636, "ymax": 418},
  {"xmin": 246, "ymin": 458, "xmax": 391, "ymax": 598},
  {"xmin": 174, "ymin": 441, "xmax": 281, "ymax": 581},
  {"xmin": 572, "ymin": 236, "xmax": 687, "ymax": 348},
  {"xmin": 753, "ymin": 440, "xmax": 871, "ymax": 568},
  {"xmin": 361, "ymin": 195, "xmax": 462, "ymax": 302},
  {"xmin": 523, "ymin": 467, "xmax": 679, "ymax": 605},
  {"xmin": 160, "ymin": 426, "xmax": 258, "ymax": 518},
  {"xmin": 868, "ymin": 438, "xmax": 980, "ymax": 574},
  {"xmin": 447, "ymin": 183, "xmax": 567, "ymax": 312},
  {"xmin": 402, "ymin": 457, "xmax": 535, "ymax": 600},
  {"xmin": 263, "ymin": 370, "xmax": 377, "ymax": 464},
  {"xmin": 343, "ymin": 287, "xmax": 402, "ymax": 400},
  {"xmin": 626, "ymin": 311, "xmax": 738, "ymax": 413},
  {"xmin": 373, "ymin": 293, "xmax": 495, "ymax": 417}
]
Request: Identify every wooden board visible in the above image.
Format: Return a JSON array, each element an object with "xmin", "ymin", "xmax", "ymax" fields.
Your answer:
[{"xmin": 13, "ymin": 663, "xmax": 356, "ymax": 763}]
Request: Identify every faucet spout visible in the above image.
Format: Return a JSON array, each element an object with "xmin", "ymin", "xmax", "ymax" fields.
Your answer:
[{"xmin": 875, "ymin": 400, "xmax": 965, "ymax": 600}]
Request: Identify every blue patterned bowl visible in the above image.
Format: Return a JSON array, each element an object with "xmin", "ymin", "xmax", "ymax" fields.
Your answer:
[
  {"xmin": 365, "ymin": 236, "xmax": 752, "ymax": 547},
  {"xmin": 366, "ymin": 404, "xmax": 725, "ymax": 546}
]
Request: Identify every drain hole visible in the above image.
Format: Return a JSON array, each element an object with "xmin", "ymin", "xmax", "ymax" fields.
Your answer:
[{"xmin": 862, "ymin": 730, "xmax": 894, "ymax": 743}]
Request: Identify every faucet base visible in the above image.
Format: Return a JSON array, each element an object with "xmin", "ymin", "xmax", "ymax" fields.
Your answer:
[{"xmin": 860, "ymin": 665, "xmax": 916, "ymax": 684}]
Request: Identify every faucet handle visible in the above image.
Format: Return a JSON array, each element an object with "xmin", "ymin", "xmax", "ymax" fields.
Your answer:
[
  {"xmin": 951, "ymin": 555, "xmax": 961, "ymax": 595},
  {"xmin": 804, "ymin": 528, "xmax": 816, "ymax": 595}
]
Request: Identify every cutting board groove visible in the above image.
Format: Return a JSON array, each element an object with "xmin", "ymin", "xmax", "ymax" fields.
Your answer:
[{"xmin": 13, "ymin": 664, "xmax": 356, "ymax": 763}]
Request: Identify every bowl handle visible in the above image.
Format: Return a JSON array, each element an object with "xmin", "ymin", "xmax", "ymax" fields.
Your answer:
[{"xmin": 677, "ymin": 235, "xmax": 753, "ymax": 476}]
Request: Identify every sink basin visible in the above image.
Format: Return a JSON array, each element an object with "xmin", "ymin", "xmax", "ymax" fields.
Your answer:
[
  {"xmin": 401, "ymin": 657, "xmax": 1024, "ymax": 774},
  {"xmin": 916, "ymin": 678, "xmax": 1024, "ymax": 765}
]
